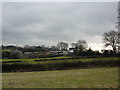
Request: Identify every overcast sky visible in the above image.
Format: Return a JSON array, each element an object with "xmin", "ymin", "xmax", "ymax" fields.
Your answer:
[{"xmin": 2, "ymin": 2, "xmax": 118, "ymax": 51}]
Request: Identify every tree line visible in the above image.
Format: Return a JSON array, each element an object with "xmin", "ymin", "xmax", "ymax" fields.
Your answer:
[{"xmin": 1, "ymin": 30, "xmax": 120, "ymax": 59}]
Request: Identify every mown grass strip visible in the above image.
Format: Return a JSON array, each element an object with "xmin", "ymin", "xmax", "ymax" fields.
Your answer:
[{"xmin": 2, "ymin": 67, "xmax": 118, "ymax": 88}]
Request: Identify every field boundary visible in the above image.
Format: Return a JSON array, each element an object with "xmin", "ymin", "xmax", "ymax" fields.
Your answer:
[{"xmin": 2, "ymin": 58, "xmax": 119, "ymax": 72}]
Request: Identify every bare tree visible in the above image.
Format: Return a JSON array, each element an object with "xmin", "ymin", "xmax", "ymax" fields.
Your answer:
[
  {"xmin": 71, "ymin": 43, "xmax": 77, "ymax": 48},
  {"xmin": 76, "ymin": 40, "xmax": 88, "ymax": 51},
  {"xmin": 103, "ymin": 30, "xmax": 119, "ymax": 53},
  {"xmin": 57, "ymin": 42, "xmax": 68, "ymax": 50}
]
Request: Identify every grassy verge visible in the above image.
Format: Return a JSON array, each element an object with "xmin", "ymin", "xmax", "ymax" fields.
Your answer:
[{"xmin": 2, "ymin": 67, "xmax": 118, "ymax": 88}]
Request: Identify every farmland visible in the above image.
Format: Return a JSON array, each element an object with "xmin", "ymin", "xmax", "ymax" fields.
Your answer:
[
  {"xmin": 1, "ymin": 56, "xmax": 118, "ymax": 64},
  {"xmin": 2, "ymin": 56, "xmax": 119, "ymax": 72},
  {"xmin": 2, "ymin": 56, "xmax": 119, "ymax": 88},
  {"xmin": 1, "ymin": 52, "xmax": 119, "ymax": 88},
  {"xmin": 2, "ymin": 67, "xmax": 118, "ymax": 88},
  {"xmin": 1, "ymin": 56, "xmax": 72, "ymax": 63}
]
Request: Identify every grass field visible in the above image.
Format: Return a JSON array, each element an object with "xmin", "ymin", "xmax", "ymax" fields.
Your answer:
[
  {"xmin": 1, "ymin": 57, "xmax": 118, "ymax": 64},
  {"xmin": 2, "ymin": 56, "xmax": 118, "ymax": 72},
  {"xmin": 1, "ymin": 56, "xmax": 71, "ymax": 62},
  {"xmin": 2, "ymin": 67, "xmax": 118, "ymax": 88}
]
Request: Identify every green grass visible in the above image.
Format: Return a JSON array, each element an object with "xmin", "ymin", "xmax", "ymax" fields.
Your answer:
[
  {"xmin": 80, "ymin": 57, "xmax": 118, "ymax": 62},
  {"xmin": 1, "ymin": 56, "xmax": 71, "ymax": 62},
  {"xmin": 2, "ymin": 49, "xmax": 12, "ymax": 52},
  {"xmin": 24, "ymin": 57, "xmax": 119, "ymax": 64},
  {"xmin": 2, "ymin": 67, "xmax": 118, "ymax": 88},
  {"xmin": 1, "ymin": 57, "xmax": 118, "ymax": 64}
]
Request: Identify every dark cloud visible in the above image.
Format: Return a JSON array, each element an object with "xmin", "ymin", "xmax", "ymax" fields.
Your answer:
[{"xmin": 2, "ymin": 2, "xmax": 117, "ymax": 50}]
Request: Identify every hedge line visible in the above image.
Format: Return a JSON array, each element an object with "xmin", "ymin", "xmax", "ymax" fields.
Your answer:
[{"xmin": 2, "ymin": 59, "xmax": 119, "ymax": 72}]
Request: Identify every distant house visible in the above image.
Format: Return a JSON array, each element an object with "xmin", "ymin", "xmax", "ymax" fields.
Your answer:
[
  {"xmin": 68, "ymin": 48, "xmax": 74, "ymax": 53},
  {"xmin": 49, "ymin": 51, "xmax": 69, "ymax": 55}
]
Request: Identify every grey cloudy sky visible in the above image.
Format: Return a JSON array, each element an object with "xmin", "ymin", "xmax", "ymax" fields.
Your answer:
[{"xmin": 2, "ymin": 2, "xmax": 118, "ymax": 50}]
